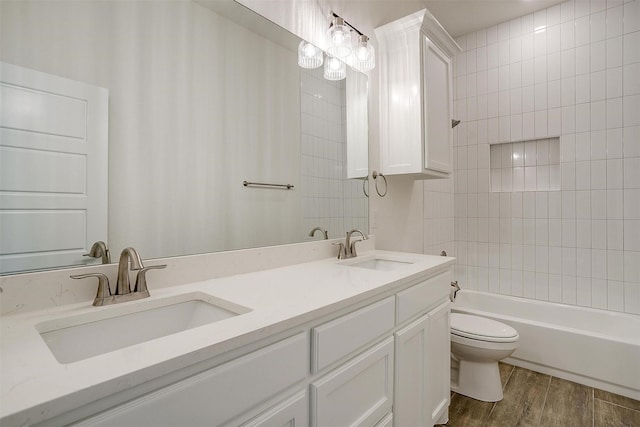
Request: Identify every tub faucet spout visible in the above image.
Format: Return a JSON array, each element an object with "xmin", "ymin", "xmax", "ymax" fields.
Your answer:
[{"xmin": 450, "ymin": 281, "xmax": 460, "ymax": 302}]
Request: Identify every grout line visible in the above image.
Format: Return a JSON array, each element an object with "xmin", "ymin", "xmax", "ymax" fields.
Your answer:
[
  {"xmin": 594, "ymin": 397, "xmax": 640, "ymax": 414},
  {"xmin": 538, "ymin": 375, "xmax": 553, "ymax": 425}
]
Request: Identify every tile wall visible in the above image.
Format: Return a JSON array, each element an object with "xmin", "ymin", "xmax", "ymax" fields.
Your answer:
[
  {"xmin": 300, "ymin": 68, "xmax": 368, "ymax": 240},
  {"xmin": 451, "ymin": 0, "xmax": 640, "ymax": 313}
]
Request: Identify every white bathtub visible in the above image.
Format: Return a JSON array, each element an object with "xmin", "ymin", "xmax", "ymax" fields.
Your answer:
[{"xmin": 452, "ymin": 290, "xmax": 640, "ymax": 401}]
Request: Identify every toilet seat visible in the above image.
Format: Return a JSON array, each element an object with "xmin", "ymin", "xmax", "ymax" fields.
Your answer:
[{"xmin": 451, "ymin": 313, "xmax": 519, "ymax": 343}]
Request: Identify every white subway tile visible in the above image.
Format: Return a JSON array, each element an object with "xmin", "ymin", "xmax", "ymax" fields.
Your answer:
[
  {"xmin": 606, "ymin": 128, "xmax": 623, "ymax": 158},
  {"xmin": 576, "ymin": 74, "xmax": 591, "ymax": 103},
  {"xmin": 575, "ymin": 0, "xmax": 591, "ymax": 18},
  {"xmin": 536, "ymin": 272, "xmax": 549, "ymax": 300},
  {"xmin": 562, "ymin": 275, "xmax": 577, "ymax": 304},
  {"xmin": 550, "ymin": 219, "xmax": 563, "ymax": 247},
  {"xmin": 608, "ymin": 250, "xmax": 624, "ymax": 280},
  {"xmin": 623, "ymin": 126, "xmax": 640, "ymax": 157},
  {"xmin": 487, "ymin": 43, "xmax": 499, "ymax": 69},
  {"xmin": 563, "ymin": 106, "xmax": 577, "ymax": 133},
  {"xmin": 535, "ymin": 82, "xmax": 549, "ymax": 110},
  {"xmin": 548, "ymin": 80, "xmax": 562, "ymax": 108},
  {"xmin": 591, "ymin": 100, "xmax": 607, "ymax": 130},
  {"xmin": 576, "ymin": 133, "xmax": 591, "ymax": 162},
  {"xmin": 575, "ymin": 15, "xmax": 591, "ymax": 46},
  {"xmin": 562, "ymin": 76, "xmax": 577, "ymax": 105},
  {"xmin": 563, "ymin": 246, "xmax": 577, "ymax": 275},
  {"xmin": 499, "ymin": 40, "xmax": 510, "ymax": 66},
  {"xmin": 576, "ymin": 103, "xmax": 591, "ymax": 132},
  {"xmin": 607, "ymin": 37, "xmax": 624, "ymax": 69},
  {"xmin": 535, "ymin": 30, "xmax": 548, "ymax": 57},
  {"xmin": 592, "ymin": 278, "xmax": 608, "ymax": 308},
  {"xmin": 624, "ymin": 220, "xmax": 640, "ymax": 251},
  {"xmin": 623, "ymin": 251, "xmax": 640, "ymax": 283},
  {"xmin": 523, "ymin": 112, "xmax": 536, "ymax": 138},
  {"xmin": 537, "ymin": 245, "xmax": 550, "ymax": 272},
  {"xmin": 522, "ymin": 33, "xmax": 535, "ymax": 60},
  {"xmin": 592, "ymin": 160, "xmax": 608, "ymax": 189},
  {"xmin": 548, "ymin": 25, "xmax": 561, "ymax": 54},
  {"xmin": 524, "ymin": 245, "xmax": 536, "ymax": 271},
  {"xmin": 607, "ymin": 160, "xmax": 623, "ymax": 190},
  {"xmin": 624, "ymin": 189, "xmax": 640, "ymax": 219},
  {"xmin": 550, "ymin": 164, "xmax": 562, "ymax": 190},
  {"xmin": 522, "ymin": 85, "xmax": 535, "ymax": 112},
  {"xmin": 623, "ymin": 63, "xmax": 640, "ymax": 96},
  {"xmin": 607, "ymin": 68, "xmax": 623, "ymax": 101},
  {"xmin": 534, "ymin": 9, "xmax": 548, "ymax": 29},
  {"xmin": 591, "ymin": 70, "xmax": 607, "ymax": 101},
  {"xmin": 499, "ymin": 116, "xmax": 511, "ymax": 142},
  {"xmin": 562, "ymin": 1, "xmax": 575, "ymax": 23},
  {"xmin": 562, "ymin": 161, "xmax": 577, "ymax": 189},
  {"xmin": 577, "ymin": 248, "xmax": 593, "ymax": 277},
  {"xmin": 576, "ymin": 189, "xmax": 592, "ymax": 217},
  {"xmin": 511, "ymin": 114, "xmax": 523, "ymax": 141},
  {"xmin": 608, "ymin": 220, "xmax": 624, "ymax": 250},
  {"xmin": 576, "ymin": 45, "xmax": 591, "ymax": 75},
  {"xmin": 623, "ymin": 94, "xmax": 640, "ymax": 126},
  {"xmin": 561, "ymin": 21, "xmax": 575, "ymax": 50},
  {"xmin": 513, "ymin": 218, "xmax": 524, "ymax": 244},
  {"xmin": 499, "ymin": 21, "xmax": 511, "ymax": 41},
  {"xmin": 623, "ymin": 31, "xmax": 640, "ymax": 65},
  {"xmin": 607, "ymin": 97, "xmax": 623, "ymax": 128},
  {"xmin": 623, "ymin": 0, "xmax": 640, "ymax": 34},
  {"xmin": 592, "ymin": 219, "xmax": 608, "ymax": 248},
  {"xmin": 592, "ymin": 11, "xmax": 607, "ymax": 43},
  {"xmin": 590, "ymin": 41, "xmax": 607, "ymax": 72},
  {"xmin": 535, "ymin": 110, "xmax": 548, "ymax": 137},
  {"xmin": 607, "ymin": 5, "xmax": 624, "ymax": 39},
  {"xmin": 535, "ymin": 55, "xmax": 548, "ymax": 84},
  {"xmin": 510, "ymin": 89, "xmax": 523, "ymax": 114},
  {"xmin": 577, "ymin": 219, "xmax": 593, "ymax": 247},
  {"xmin": 523, "ymin": 271, "xmax": 536, "ymax": 297},
  {"xmin": 607, "ymin": 280, "xmax": 624, "ymax": 311},
  {"xmin": 524, "ymin": 192, "xmax": 537, "ymax": 217},
  {"xmin": 591, "ymin": 0, "xmax": 607, "ymax": 14},
  {"xmin": 563, "ymin": 190, "xmax": 577, "ymax": 218},
  {"xmin": 562, "ymin": 47, "xmax": 576, "ymax": 78},
  {"xmin": 487, "ymin": 25, "xmax": 498, "ymax": 44}
]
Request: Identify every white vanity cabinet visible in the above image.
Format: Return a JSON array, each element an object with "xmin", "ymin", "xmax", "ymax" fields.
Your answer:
[
  {"xmin": 375, "ymin": 9, "xmax": 461, "ymax": 179},
  {"xmin": 61, "ymin": 268, "xmax": 452, "ymax": 427}
]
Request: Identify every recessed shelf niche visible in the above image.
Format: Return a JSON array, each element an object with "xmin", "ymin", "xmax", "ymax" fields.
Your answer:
[{"xmin": 490, "ymin": 138, "xmax": 560, "ymax": 193}]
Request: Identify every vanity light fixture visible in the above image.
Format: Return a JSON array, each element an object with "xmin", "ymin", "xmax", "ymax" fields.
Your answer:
[
  {"xmin": 324, "ymin": 56, "xmax": 347, "ymax": 80},
  {"xmin": 298, "ymin": 40, "xmax": 323, "ymax": 69},
  {"xmin": 327, "ymin": 16, "xmax": 352, "ymax": 58},
  {"xmin": 354, "ymin": 34, "xmax": 375, "ymax": 72}
]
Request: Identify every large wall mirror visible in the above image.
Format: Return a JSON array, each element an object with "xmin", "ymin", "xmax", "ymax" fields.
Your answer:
[{"xmin": 0, "ymin": 0, "xmax": 369, "ymax": 275}]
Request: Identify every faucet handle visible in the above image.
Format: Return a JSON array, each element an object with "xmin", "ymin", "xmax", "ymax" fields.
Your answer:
[
  {"xmin": 134, "ymin": 264, "xmax": 167, "ymax": 295},
  {"xmin": 70, "ymin": 273, "xmax": 112, "ymax": 306},
  {"xmin": 332, "ymin": 242, "xmax": 346, "ymax": 259}
]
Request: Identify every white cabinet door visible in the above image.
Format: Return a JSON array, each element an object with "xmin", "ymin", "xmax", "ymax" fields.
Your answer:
[
  {"xmin": 311, "ymin": 337, "xmax": 394, "ymax": 427},
  {"xmin": 394, "ymin": 301, "xmax": 450, "ymax": 427},
  {"xmin": 422, "ymin": 37, "xmax": 453, "ymax": 175},
  {"xmin": 240, "ymin": 390, "xmax": 308, "ymax": 427},
  {"xmin": 425, "ymin": 301, "xmax": 451, "ymax": 425}
]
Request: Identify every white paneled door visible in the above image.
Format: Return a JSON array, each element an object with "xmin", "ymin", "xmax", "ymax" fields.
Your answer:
[{"xmin": 0, "ymin": 62, "xmax": 108, "ymax": 274}]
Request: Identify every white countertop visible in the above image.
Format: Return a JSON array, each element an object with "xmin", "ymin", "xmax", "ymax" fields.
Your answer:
[{"xmin": 0, "ymin": 250, "xmax": 454, "ymax": 426}]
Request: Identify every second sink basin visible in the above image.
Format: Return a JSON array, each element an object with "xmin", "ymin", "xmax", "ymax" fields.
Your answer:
[
  {"xmin": 347, "ymin": 256, "xmax": 416, "ymax": 271},
  {"xmin": 37, "ymin": 292, "xmax": 251, "ymax": 364}
]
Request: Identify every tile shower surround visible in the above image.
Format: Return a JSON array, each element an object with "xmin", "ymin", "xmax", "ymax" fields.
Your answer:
[{"xmin": 451, "ymin": 0, "xmax": 640, "ymax": 314}]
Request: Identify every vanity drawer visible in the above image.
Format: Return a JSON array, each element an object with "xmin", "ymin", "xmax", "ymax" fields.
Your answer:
[
  {"xmin": 310, "ymin": 337, "xmax": 394, "ymax": 427},
  {"xmin": 77, "ymin": 333, "xmax": 308, "ymax": 427},
  {"xmin": 311, "ymin": 296, "xmax": 395, "ymax": 373},
  {"xmin": 396, "ymin": 270, "xmax": 450, "ymax": 324}
]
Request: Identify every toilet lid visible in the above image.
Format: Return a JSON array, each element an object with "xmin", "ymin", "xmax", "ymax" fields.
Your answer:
[{"xmin": 451, "ymin": 313, "xmax": 519, "ymax": 342}]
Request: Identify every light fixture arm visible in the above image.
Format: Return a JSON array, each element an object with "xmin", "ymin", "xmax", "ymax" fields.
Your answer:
[{"xmin": 330, "ymin": 11, "xmax": 365, "ymax": 37}]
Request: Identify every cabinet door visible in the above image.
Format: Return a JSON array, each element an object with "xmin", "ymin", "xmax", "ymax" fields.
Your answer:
[
  {"xmin": 394, "ymin": 301, "xmax": 450, "ymax": 427},
  {"xmin": 422, "ymin": 36, "xmax": 452, "ymax": 174},
  {"xmin": 240, "ymin": 390, "xmax": 308, "ymax": 427},
  {"xmin": 426, "ymin": 301, "xmax": 451, "ymax": 425},
  {"xmin": 311, "ymin": 337, "xmax": 394, "ymax": 427}
]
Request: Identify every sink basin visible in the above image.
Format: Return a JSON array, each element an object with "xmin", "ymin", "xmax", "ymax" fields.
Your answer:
[
  {"xmin": 37, "ymin": 292, "xmax": 251, "ymax": 364},
  {"xmin": 348, "ymin": 258, "xmax": 415, "ymax": 271}
]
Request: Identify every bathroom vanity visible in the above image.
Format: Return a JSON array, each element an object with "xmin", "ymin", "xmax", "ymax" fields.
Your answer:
[{"xmin": 0, "ymin": 251, "xmax": 454, "ymax": 427}]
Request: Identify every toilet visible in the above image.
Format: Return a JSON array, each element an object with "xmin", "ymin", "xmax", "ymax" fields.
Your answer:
[{"xmin": 450, "ymin": 313, "xmax": 519, "ymax": 402}]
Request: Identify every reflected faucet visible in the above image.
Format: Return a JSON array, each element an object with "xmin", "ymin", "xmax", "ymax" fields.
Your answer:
[
  {"xmin": 116, "ymin": 247, "xmax": 144, "ymax": 296},
  {"xmin": 83, "ymin": 241, "xmax": 111, "ymax": 264},
  {"xmin": 308, "ymin": 227, "xmax": 328, "ymax": 240}
]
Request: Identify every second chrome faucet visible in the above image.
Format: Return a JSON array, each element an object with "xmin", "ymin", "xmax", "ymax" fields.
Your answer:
[
  {"xmin": 71, "ymin": 247, "xmax": 166, "ymax": 306},
  {"xmin": 334, "ymin": 229, "xmax": 369, "ymax": 259}
]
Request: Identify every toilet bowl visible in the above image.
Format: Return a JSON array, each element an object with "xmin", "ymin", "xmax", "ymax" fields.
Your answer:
[{"xmin": 450, "ymin": 313, "xmax": 519, "ymax": 402}]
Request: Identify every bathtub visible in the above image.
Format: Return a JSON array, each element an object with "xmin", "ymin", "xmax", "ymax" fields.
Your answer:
[{"xmin": 452, "ymin": 290, "xmax": 640, "ymax": 401}]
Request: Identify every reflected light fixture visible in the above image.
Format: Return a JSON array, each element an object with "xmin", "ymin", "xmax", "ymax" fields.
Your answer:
[
  {"xmin": 324, "ymin": 56, "xmax": 347, "ymax": 80},
  {"xmin": 298, "ymin": 41, "xmax": 323, "ymax": 69},
  {"xmin": 327, "ymin": 16, "xmax": 352, "ymax": 58}
]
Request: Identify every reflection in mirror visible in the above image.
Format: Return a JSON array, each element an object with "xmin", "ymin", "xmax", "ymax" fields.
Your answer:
[{"xmin": 0, "ymin": 0, "xmax": 368, "ymax": 275}]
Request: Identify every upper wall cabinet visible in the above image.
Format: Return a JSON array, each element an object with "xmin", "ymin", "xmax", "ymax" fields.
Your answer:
[{"xmin": 375, "ymin": 9, "xmax": 461, "ymax": 179}]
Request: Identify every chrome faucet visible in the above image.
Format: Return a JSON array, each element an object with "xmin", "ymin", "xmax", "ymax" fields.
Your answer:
[
  {"xmin": 83, "ymin": 241, "xmax": 111, "ymax": 264},
  {"xmin": 71, "ymin": 247, "xmax": 166, "ymax": 306},
  {"xmin": 116, "ymin": 247, "xmax": 144, "ymax": 296},
  {"xmin": 308, "ymin": 227, "xmax": 328, "ymax": 240},
  {"xmin": 335, "ymin": 229, "xmax": 369, "ymax": 259}
]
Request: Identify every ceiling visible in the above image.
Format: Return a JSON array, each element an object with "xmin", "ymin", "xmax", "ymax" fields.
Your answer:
[{"xmin": 330, "ymin": 0, "xmax": 567, "ymax": 38}]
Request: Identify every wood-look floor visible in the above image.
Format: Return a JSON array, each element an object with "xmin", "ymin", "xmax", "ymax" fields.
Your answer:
[{"xmin": 439, "ymin": 363, "xmax": 640, "ymax": 427}]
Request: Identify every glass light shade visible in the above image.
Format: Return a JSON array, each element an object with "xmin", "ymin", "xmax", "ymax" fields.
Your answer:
[
  {"xmin": 298, "ymin": 41, "xmax": 323, "ymax": 69},
  {"xmin": 326, "ymin": 17, "xmax": 352, "ymax": 58},
  {"xmin": 324, "ymin": 56, "xmax": 346, "ymax": 81},
  {"xmin": 353, "ymin": 35, "xmax": 375, "ymax": 72}
]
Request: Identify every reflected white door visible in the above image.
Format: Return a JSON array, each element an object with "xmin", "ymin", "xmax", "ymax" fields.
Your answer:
[{"xmin": 0, "ymin": 62, "xmax": 108, "ymax": 274}]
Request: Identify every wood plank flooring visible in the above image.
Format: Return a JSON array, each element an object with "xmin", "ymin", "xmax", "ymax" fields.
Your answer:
[{"xmin": 439, "ymin": 363, "xmax": 640, "ymax": 427}]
